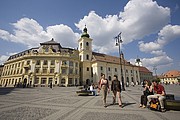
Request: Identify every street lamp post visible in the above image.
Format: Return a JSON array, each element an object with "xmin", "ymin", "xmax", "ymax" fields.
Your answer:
[
  {"xmin": 115, "ymin": 32, "xmax": 125, "ymax": 91},
  {"xmin": 153, "ymin": 66, "xmax": 157, "ymax": 78}
]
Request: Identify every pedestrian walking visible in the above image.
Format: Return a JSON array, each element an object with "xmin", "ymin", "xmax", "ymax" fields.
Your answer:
[
  {"xmin": 50, "ymin": 82, "xmax": 53, "ymax": 90},
  {"xmin": 111, "ymin": 75, "xmax": 123, "ymax": 108},
  {"xmin": 98, "ymin": 73, "xmax": 109, "ymax": 107}
]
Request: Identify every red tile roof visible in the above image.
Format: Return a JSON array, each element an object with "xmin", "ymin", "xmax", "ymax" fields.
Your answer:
[
  {"xmin": 92, "ymin": 52, "xmax": 134, "ymax": 66},
  {"xmin": 138, "ymin": 66, "xmax": 152, "ymax": 73},
  {"xmin": 163, "ymin": 70, "xmax": 180, "ymax": 78}
]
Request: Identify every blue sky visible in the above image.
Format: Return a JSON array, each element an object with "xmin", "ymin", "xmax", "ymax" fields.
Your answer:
[{"xmin": 0, "ymin": 0, "xmax": 180, "ymax": 75}]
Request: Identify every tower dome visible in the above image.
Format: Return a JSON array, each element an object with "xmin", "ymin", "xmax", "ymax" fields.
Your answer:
[
  {"xmin": 81, "ymin": 25, "xmax": 90, "ymax": 38},
  {"xmin": 135, "ymin": 57, "xmax": 142, "ymax": 66}
]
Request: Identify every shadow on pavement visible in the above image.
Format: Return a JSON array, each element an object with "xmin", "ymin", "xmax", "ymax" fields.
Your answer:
[
  {"xmin": 123, "ymin": 102, "xmax": 136, "ymax": 107},
  {"xmin": 107, "ymin": 102, "xmax": 136, "ymax": 108},
  {"xmin": 0, "ymin": 87, "xmax": 35, "ymax": 95},
  {"xmin": 0, "ymin": 87, "xmax": 15, "ymax": 95}
]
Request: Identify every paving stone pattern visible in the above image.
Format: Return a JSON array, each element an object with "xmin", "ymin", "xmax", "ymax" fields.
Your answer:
[
  {"xmin": 80, "ymin": 112, "xmax": 146, "ymax": 120},
  {"xmin": 0, "ymin": 106, "xmax": 57, "ymax": 120},
  {"xmin": 0, "ymin": 85, "xmax": 179, "ymax": 120}
]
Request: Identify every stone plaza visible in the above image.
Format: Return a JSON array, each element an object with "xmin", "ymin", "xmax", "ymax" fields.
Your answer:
[{"xmin": 0, "ymin": 85, "xmax": 179, "ymax": 120}]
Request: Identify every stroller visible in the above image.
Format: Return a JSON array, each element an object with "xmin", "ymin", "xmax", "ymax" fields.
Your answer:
[{"xmin": 149, "ymin": 98, "xmax": 161, "ymax": 111}]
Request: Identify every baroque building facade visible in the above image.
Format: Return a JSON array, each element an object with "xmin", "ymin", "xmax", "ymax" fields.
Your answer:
[
  {"xmin": 0, "ymin": 39, "xmax": 80, "ymax": 87},
  {"xmin": 0, "ymin": 26, "xmax": 141, "ymax": 87}
]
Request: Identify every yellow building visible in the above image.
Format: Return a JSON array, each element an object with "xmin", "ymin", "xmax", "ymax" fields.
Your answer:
[
  {"xmin": 160, "ymin": 70, "xmax": 180, "ymax": 84},
  {"xmin": 0, "ymin": 39, "xmax": 80, "ymax": 87},
  {"xmin": 1, "ymin": 26, "xmax": 141, "ymax": 87}
]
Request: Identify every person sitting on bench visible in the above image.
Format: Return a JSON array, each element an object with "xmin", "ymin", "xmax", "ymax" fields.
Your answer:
[{"xmin": 147, "ymin": 80, "xmax": 166, "ymax": 112}]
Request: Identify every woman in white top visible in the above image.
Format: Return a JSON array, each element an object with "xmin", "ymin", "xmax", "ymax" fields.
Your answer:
[{"xmin": 98, "ymin": 73, "xmax": 109, "ymax": 107}]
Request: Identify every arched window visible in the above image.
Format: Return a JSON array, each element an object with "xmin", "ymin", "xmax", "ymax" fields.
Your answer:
[
  {"xmin": 109, "ymin": 76, "xmax": 111, "ymax": 81},
  {"xmin": 80, "ymin": 55, "xmax": 82, "ymax": 60},
  {"xmin": 126, "ymin": 77, "xmax": 129, "ymax": 82},
  {"xmin": 86, "ymin": 79, "xmax": 90, "ymax": 85},
  {"xmin": 80, "ymin": 43, "xmax": 82, "ymax": 49},
  {"xmin": 36, "ymin": 60, "xmax": 40, "ymax": 65},
  {"xmin": 86, "ymin": 54, "xmax": 89, "ymax": 60},
  {"xmin": 61, "ymin": 78, "xmax": 65, "ymax": 84},
  {"xmin": 86, "ymin": 42, "xmax": 89, "ymax": 46},
  {"xmin": 131, "ymin": 77, "xmax": 134, "ymax": 82},
  {"xmin": 43, "ymin": 60, "xmax": 48, "ymax": 65}
]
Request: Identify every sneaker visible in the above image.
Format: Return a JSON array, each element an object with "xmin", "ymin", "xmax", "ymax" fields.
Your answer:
[
  {"xmin": 139, "ymin": 104, "xmax": 142, "ymax": 108},
  {"xmin": 161, "ymin": 108, "xmax": 166, "ymax": 112},
  {"xmin": 142, "ymin": 105, "xmax": 146, "ymax": 108}
]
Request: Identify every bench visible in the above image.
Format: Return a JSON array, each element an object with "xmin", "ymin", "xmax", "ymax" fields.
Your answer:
[
  {"xmin": 165, "ymin": 100, "xmax": 180, "ymax": 111},
  {"xmin": 165, "ymin": 94, "xmax": 180, "ymax": 111},
  {"xmin": 76, "ymin": 90, "xmax": 92, "ymax": 96}
]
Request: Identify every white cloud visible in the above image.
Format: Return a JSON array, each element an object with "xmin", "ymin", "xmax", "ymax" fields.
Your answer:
[
  {"xmin": 139, "ymin": 25, "xmax": 180, "ymax": 52},
  {"xmin": 142, "ymin": 55, "xmax": 173, "ymax": 67},
  {"xmin": 75, "ymin": 11, "xmax": 120, "ymax": 50},
  {"xmin": 75, "ymin": 0, "xmax": 170, "ymax": 53},
  {"xmin": 0, "ymin": 0, "xmax": 170, "ymax": 53},
  {"xmin": 151, "ymin": 50, "xmax": 166, "ymax": 56},
  {"xmin": 129, "ymin": 54, "xmax": 173, "ymax": 73},
  {"xmin": 137, "ymin": 24, "xmax": 180, "ymax": 73},
  {"xmin": 0, "ymin": 18, "xmax": 79, "ymax": 48},
  {"xmin": 46, "ymin": 24, "xmax": 79, "ymax": 47},
  {"xmin": 0, "ymin": 55, "xmax": 9, "ymax": 65},
  {"xmin": 119, "ymin": 0, "xmax": 170, "ymax": 43},
  {"xmin": 0, "ymin": 52, "xmax": 18, "ymax": 65}
]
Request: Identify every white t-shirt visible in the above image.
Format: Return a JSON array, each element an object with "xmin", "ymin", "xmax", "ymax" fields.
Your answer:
[{"xmin": 90, "ymin": 85, "xmax": 93, "ymax": 91}]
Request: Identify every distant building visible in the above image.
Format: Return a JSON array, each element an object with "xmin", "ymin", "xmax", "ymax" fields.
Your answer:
[
  {"xmin": 0, "ymin": 26, "xmax": 141, "ymax": 87},
  {"xmin": 135, "ymin": 58, "xmax": 153, "ymax": 83},
  {"xmin": 138, "ymin": 66, "xmax": 153, "ymax": 83},
  {"xmin": 160, "ymin": 70, "xmax": 180, "ymax": 84}
]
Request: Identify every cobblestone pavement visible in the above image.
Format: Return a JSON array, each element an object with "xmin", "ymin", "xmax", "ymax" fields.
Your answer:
[{"xmin": 0, "ymin": 85, "xmax": 179, "ymax": 120}]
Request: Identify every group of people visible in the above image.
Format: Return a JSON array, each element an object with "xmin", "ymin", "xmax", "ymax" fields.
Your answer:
[
  {"xmin": 97, "ymin": 73, "xmax": 166, "ymax": 112},
  {"xmin": 98, "ymin": 74, "xmax": 122, "ymax": 108},
  {"xmin": 140, "ymin": 79, "xmax": 166, "ymax": 112}
]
